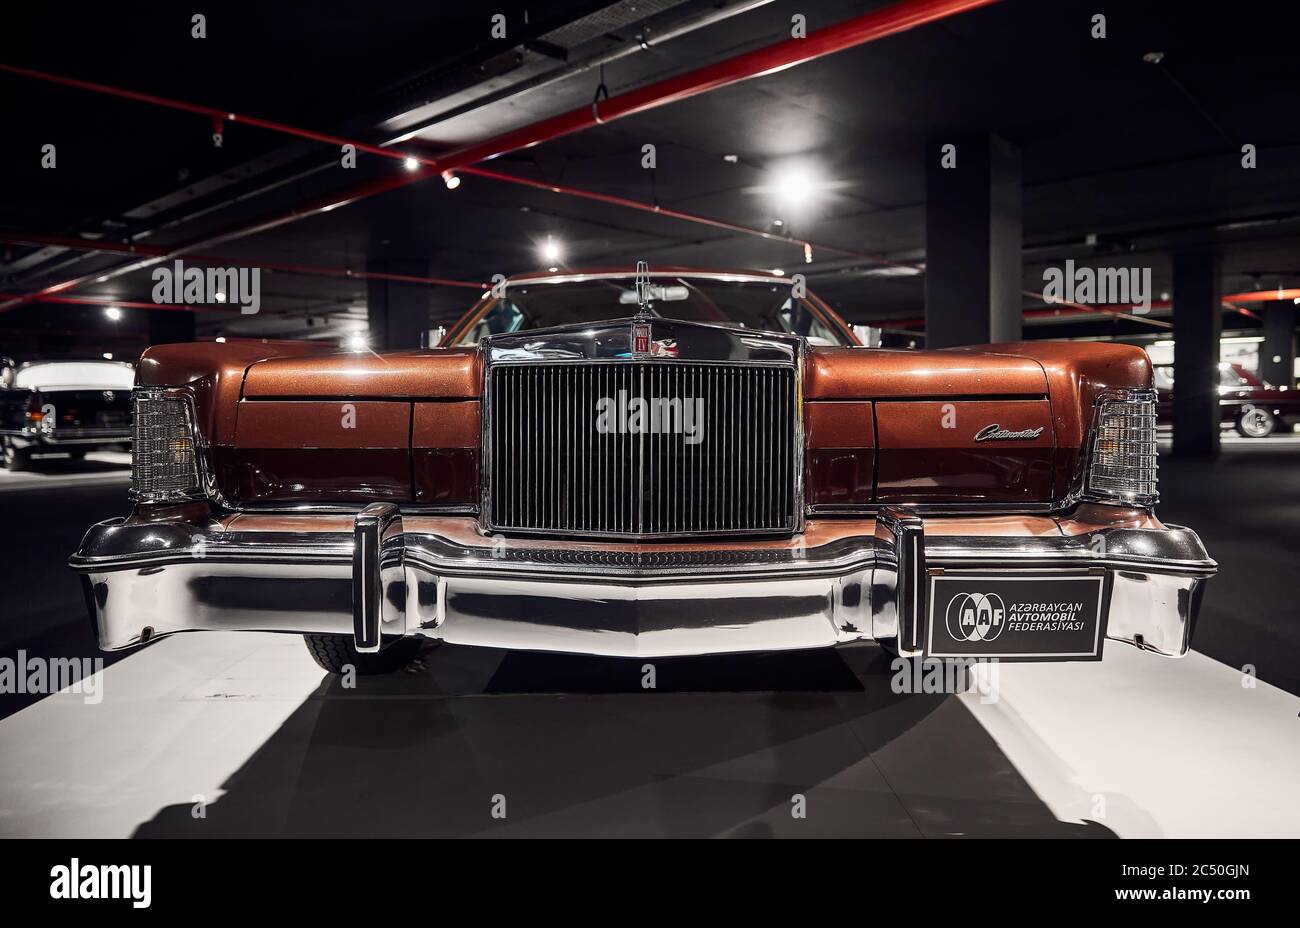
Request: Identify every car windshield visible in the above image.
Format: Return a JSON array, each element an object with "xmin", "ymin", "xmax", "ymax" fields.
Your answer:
[{"xmin": 450, "ymin": 276, "xmax": 851, "ymax": 347}]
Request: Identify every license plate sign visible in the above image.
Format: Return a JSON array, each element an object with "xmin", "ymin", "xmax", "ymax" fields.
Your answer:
[{"xmin": 925, "ymin": 573, "xmax": 1106, "ymax": 660}]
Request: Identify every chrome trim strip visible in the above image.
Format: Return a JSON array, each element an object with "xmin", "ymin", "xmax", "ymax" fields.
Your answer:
[
  {"xmin": 352, "ymin": 503, "xmax": 401, "ymax": 652},
  {"xmin": 71, "ymin": 516, "xmax": 1217, "ymax": 580},
  {"xmin": 878, "ymin": 507, "xmax": 926, "ymax": 655},
  {"xmin": 808, "ymin": 501, "xmax": 1061, "ymax": 516}
]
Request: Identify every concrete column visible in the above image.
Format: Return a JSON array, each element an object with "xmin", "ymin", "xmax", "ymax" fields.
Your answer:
[
  {"xmin": 924, "ymin": 131, "xmax": 1023, "ymax": 348},
  {"xmin": 148, "ymin": 309, "xmax": 195, "ymax": 346},
  {"xmin": 1261, "ymin": 303, "xmax": 1296, "ymax": 388},
  {"xmin": 1172, "ymin": 250, "xmax": 1221, "ymax": 458},
  {"xmin": 366, "ymin": 257, "xmax": 432, "ymax": 351}
]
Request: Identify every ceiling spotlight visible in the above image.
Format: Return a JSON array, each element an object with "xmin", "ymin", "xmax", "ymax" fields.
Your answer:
[
  {"xmin": 102, "ymin": 352, "xmax": 113, "ymax": 360},
  {"xmin": 104, "ymin": 306, "xmax": 123, "ymax": 321},
  {"xmin": 539, "ymin": 236, "xmax": 563, "ymax": 265},
  {"xmin": 772, "ymin": 164, "xmax": 819, "ymax": 208},
  {"xmin": 723, "ymin": 154, "xmax": 739, "ymax": 163},
  {"xmin": 215, "ymin": 336, "xmax": 227, "ymax": 343},
  {"xmin": 403, "ymin": 156, "xmax": 420, "ymax": 172},
  {"xmin": 442, "ymin": 171, "xmax": 461, "ymax": 190},
  {"xmin": 347, "ymin": 333, "xmax": 369, "ymax": 352}
]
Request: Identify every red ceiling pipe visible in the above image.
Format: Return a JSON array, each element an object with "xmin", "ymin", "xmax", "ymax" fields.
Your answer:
[
  {"xmin": 0, "ymin": 0, "xmax": 999, "ymax": 185},
  {"xmin": 0, "ymin": 0, "xmax": 1000, "ymax": 312},
  {"xmin": 431, "ymin": 0, "xmax": 1002, "ymax": 169},
  {"xmin": 0, "ymin": 63, "xmax": 435, "ymax": 171},
  {"xmin": 0, "ymin": 293, "xmax": 234, "ymax": 313},
  {"xmin": 1222, "ymin": 288, "xmax": 1300, "ymax": 303}
]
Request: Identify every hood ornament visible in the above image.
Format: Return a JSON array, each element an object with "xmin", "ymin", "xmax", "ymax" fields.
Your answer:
[
  {"xmin": 631, "ymin": 260, "xmax": 652, "ymax": 354},
  {"xmin": 634, "ymin": 260, "xmax": 652, "ymax": 316},
  {"xmin": 629, "ymin": 262, "xmax": 677, "ymax": 357}
]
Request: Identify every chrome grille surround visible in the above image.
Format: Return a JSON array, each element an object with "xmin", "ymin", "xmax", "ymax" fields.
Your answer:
[{"xmin": 480, "ymin": 318, "xmax": 804, "ymax": 540}]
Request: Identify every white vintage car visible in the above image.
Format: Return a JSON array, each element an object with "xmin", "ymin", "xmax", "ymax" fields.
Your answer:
[{"xmin": 0, "ymin": 358, "xmax": 134, "ymax": 470}]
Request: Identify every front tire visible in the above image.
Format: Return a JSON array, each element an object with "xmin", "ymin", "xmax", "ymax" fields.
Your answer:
[
  {"xmin": 1235, "ymin": 406, "xmax": 1275, "ymax": 438},
  {"xmin": 303, "ymin": 633, "xmax": 426, "ymax": 675}
]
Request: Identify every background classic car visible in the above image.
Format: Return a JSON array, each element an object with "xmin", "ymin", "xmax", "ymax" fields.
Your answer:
[
  {"xmin": 71, "ymin": 269, "xmax": 1215, "ymax": 675},
  {"xmin": 0, "ymin": 358, "xmax": 134, "ymax": 470},
  {"xmin": 1154, "ymin": 363, "xmax": 1300, "ymax": 438}
]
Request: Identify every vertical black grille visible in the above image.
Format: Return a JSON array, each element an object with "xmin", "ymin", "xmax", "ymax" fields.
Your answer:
[{"xmin": 486, "ymin": 361, "xmax": 799, "ymax": 537}]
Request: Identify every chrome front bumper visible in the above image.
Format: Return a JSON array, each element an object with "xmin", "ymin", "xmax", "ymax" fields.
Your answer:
[{"xmin": 69, "ymin": 504, "xmax": 1216, "ymax": 660}]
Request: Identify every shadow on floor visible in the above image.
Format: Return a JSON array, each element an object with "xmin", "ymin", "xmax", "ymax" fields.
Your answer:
[
  {"xmin": 0, "ymin": 456, "xmax": 127, "ymax": 477},
  {"xmin": 132, "ymin": 644, "xmax": 1112, "ymax": 838},
  {"xmin": 1159, "ymin": 449, "xmax": 1300, "ymax": 695},
  {"xmin": 0, "ymin": 483, "xmax": 135, "ymax": 721}
]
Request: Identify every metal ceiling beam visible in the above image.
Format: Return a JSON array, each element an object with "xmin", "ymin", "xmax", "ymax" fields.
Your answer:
[{"xmin": 0, "ymin": 0, "xmax": 1001, "ymax": 313}]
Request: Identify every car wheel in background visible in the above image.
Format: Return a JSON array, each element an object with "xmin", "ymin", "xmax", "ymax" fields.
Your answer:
[
  {"xmin": 1236, "ymin": 406, "xmax": 1275, "ymax": 438},
  {"xmin": 302, "ymin": 633, "xmax": 428, "ymax": 675},
  {"xmin": 1, "ymin": 437, "xmax": 31, "ymax": 471}
]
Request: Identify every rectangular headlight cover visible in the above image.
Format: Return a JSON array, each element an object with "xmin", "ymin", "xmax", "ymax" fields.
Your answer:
[
  {"xmin": 1086, "ymin": 388, "xmax": 1158, "ymax": 506},
  {"xmin": 130, "ymin": 388, "xmax": 203, "ymax": 503}
]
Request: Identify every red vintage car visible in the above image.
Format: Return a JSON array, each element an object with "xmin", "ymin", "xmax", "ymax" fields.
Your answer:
[
  {"xmin": 71, "ymin": 268, "xmax": 1215, "ymax": 674},
  {"xmin": 1154, "ymin": 363, "xmax": 1300, "ymax": 437}
]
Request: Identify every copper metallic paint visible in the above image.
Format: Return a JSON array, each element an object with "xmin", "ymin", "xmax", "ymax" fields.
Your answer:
[
  {"xmin": 876, "ymin": 400, "xmax": 1055, "ymax": 503},
  {"xmin": 242, "ymin": 349, "xmax": 480, "ymax": 399},
  {"xmin": 234, "ymin": 400, "xmax": 411, "ymax": 449},
  {"xmin": 133, "ymin": 271, "xmax": 1156, "ymax": 514},
  {"xmin": 138, "ymin": 339, "xmax": 333, "ymax": 444},
  {"xmin": 948, "ymin": 341, "xmax": 1153, "ymax": 498},
  {"xmin": 805, "ymin": 347, "xmax": 1048, "ymax": 399},
  {"xmin": 413, "ymin": 401, "xmax": 482, "ymax": 505},
  {"xmin": 806, "ymin": 400, "xmax": 875, "ymax": 506},
  {"xmin": 806, "ymin": 401, "xmax": 874, "ymax": 448},
  {"xmin": 412, "ymin": 401, "xmax": 480, "ymax": 448}
]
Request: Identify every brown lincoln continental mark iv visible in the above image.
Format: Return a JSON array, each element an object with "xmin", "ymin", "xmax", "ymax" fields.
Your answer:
[{"xmin": 71, "ymin": 268, "xmax": 1217, "ymax": 674}]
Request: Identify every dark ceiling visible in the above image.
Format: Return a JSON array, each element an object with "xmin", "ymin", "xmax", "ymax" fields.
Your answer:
[{"xmin": 3, "ymin": 0, "xmax": 1300, "ymax": 357}]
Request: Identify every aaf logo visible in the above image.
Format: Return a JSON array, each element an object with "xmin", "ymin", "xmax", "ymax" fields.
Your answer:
[{"xmin": 946, "ymin": 592, "xmax": 1006, "ymax": 643}]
